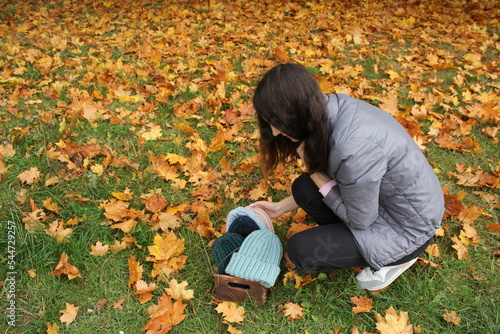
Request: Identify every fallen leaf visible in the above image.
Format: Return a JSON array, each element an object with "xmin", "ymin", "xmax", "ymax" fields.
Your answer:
[
  {"xmin": 374, "ymin": 306, "xmax": 413, "ymax": 334},
  {"xmin": 96, "ymin": 299, "xmax": 108, "ymax": 311},
  {"xmin": 215, "ymin": 301, "xmax": 245, "ymax": 324},
  {"xmin": 351, "ymin": 296, "xmax": 373, "ymax": 314},
  {"xmin": 425, "ymin": 244, "xmax": 441, "ymax": 258},
  {"xmin": 52, "ymin": 253, "xmax": 81, "ymax": 279},
  {"xmin": 46, "ymin": 322, "xmax": 59, "ymax": 334},
  {"xmin": 443, "ymin": 310, "xmax": 461, "ymax": 326},
  {"xmin": 18, "ymin": 166, "xmax": 41, "ymax": 184},
  {"xmin": 164, "ymin": 279, "xmax": 194, "ymax": 301},
  {"xmin": 90, "ymin": 241, "xmax": 109, "ymax": 256},
  {"xmin": 143, "ymin": 294, "xmax": 187, "ymax": 333},
  {"xmin": 112, "ymin": 298, "xmax": 125, "ymax": 310},
  {"xmin": 282, "ymin": 301, "xmax": 303, "ymax": 321},
  {"xmin": 59, "ymin": 303, "xmax": 79, "ymax": 325},
  {"xmin": 45, "ymin": 220, "xmax": 73, "ymax": 243},
  {"xmin": 128, "ymin": 254, "xmax": 144, "ymax": 289}
]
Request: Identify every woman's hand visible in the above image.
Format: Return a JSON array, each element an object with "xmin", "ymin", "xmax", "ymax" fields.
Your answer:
[{"xmin": 251, "ymin": 196, "xmax": 299, "ymax": 219}]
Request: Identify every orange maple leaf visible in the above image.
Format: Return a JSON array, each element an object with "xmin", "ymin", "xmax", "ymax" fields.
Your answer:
[
  {"xmin": 128, "ymin": 254, "xmax": 144, "ymax": 289},
  {"xmin": 134, "ymin": 280, "xmax": 158, "ymax": 304},
  {"xmin": 52, "ymin": 253, "xmax": 81, "ymax": 279},
  {"xmin": 351, "ymin": 295, "xmax": 373, "ymax": 314},
  {"xmin": 282, "ymin": 301, "xmax": 303, "ymax": 322},
  {"xmin": 215, "ymin": 301, "xmax": 245, "ymax": 324},
  {"xmin": 142, "ymin": 192, "xmax": 168, "ymax": 213},
  {"xmin": 451, "ymin": 235, "xmax": 469, "ymax": 260},
  {"xmin": 143, "ymin": 294, "xmax": 187, "ymax": 334}
]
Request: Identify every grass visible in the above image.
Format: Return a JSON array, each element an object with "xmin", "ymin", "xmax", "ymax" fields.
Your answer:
[{"xmin": 1, "ymin": 0, "xmax": 499, "ymax": 333}]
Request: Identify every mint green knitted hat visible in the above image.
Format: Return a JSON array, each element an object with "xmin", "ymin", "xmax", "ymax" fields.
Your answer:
[{"xmin": 225, "ymin": 229, "xmax": 282, "ymax": 288}]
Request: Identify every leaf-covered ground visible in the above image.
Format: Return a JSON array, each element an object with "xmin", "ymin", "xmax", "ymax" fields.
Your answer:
[{"xmin": 0, "ymin": 0, "xmax": 499, "ymax": 333}]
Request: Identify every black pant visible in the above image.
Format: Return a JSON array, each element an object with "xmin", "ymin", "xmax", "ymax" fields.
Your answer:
[{"xmin": 287, "ymin": 174, "xmax": 430, "ymax": 271}]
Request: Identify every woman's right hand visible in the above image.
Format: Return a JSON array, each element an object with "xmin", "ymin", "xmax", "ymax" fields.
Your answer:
[
  {"xmin": 251, "ymin": 196, "xmax": 299, "ymax": 219},
  {"xmin": 250, "ymin": 201, "xmax": 284, "ymax": 219}
]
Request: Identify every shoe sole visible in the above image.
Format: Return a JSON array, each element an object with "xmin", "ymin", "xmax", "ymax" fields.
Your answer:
[{"xmin": 361, "ymin": 258, "xmax": 418, "ymax": 291}]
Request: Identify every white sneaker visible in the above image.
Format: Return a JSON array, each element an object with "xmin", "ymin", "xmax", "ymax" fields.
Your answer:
[{"xmin": 356, "ymin": 258, "xmax": 418, "ymax": 291}]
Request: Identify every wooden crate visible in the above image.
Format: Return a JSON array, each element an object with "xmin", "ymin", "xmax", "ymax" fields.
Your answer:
[{"xmin": 213, "ymin": 269, "xmax": 270, "ymax": 306}]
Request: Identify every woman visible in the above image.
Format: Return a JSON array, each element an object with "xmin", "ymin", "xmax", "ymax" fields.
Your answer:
[{"xmin": 251, "ymin": 63, "xmax": 444, "ymax": 290}]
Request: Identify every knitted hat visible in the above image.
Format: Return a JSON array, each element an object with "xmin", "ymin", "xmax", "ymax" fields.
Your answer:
[
  {"xmin": 247, "ymin": 206, "xmax": 274, "ymax": 232},
  {"xmin": 212, "ymin": 232, "xmax": 245, "ymax": 275},
  {"xmin": 226, "ymin": 207, "xmax": 274, "ymax": 233},
  {"xmin": 226, "ymin": 230, "xmax": 283, "ymax": 288},
  {"xmin": 227, "ymin": 215, "xmax": 260, "ymax": 237}
]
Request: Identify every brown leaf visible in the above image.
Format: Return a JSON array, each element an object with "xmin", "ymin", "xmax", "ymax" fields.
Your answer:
[
  {"xmin": 52, "ymin": 253, "xmax": 81, "ymax": 279},
  {"xmin": 96, "ymin": 299, "xmax": 108, "ymax": 311}
]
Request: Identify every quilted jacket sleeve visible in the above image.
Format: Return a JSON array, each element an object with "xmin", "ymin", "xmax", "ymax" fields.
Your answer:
[{"xmin": 322, "ymin": 138, "xmax": 388, "ymax": 230}]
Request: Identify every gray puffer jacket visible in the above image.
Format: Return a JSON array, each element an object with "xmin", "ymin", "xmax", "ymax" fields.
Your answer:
[{"xmin": 322, "ymin": 94, "xmax": 444, "ymax": 270}]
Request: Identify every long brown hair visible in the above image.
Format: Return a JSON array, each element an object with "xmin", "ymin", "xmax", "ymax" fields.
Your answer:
[{"xmin": 253, "ymin": 63, "xmax": 328, "ymax": 177}]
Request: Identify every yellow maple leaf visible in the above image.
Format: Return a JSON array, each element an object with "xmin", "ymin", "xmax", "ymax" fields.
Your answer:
[
  {"xmin": 215, "ymin": 301, "xmax": 245, "ymax": 323},
  {"xmin": 110, "ymin": 218, "xmax": 138, "ymax": 233},
  {"xmin": 59, "ymin": 303, "xmax": 79, "ymax": 325},
  {"xmin": 425, "ymin": 244, "xmax": 441, "ymax": 258},
  {"xmin": 375, "ymin": 306, "xmax": 413, "ymax": 334},
  {"xmin": 141, "ymin": 124, "xmax": 163, "ymax": 141},
  {"xmin": 147, "ymin": 232, "xmax": 185, "ymax": 262},
  {"xmin": 111, "ymin": 189, "xmax": 134, "ymax": 201},
  {"xmin": 46, "ymin": 322, "xmax": 59, "ymax": 334},
  {"xmin": 164, "ymin": 279, "xmax": 194, "ymax": 301}
]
